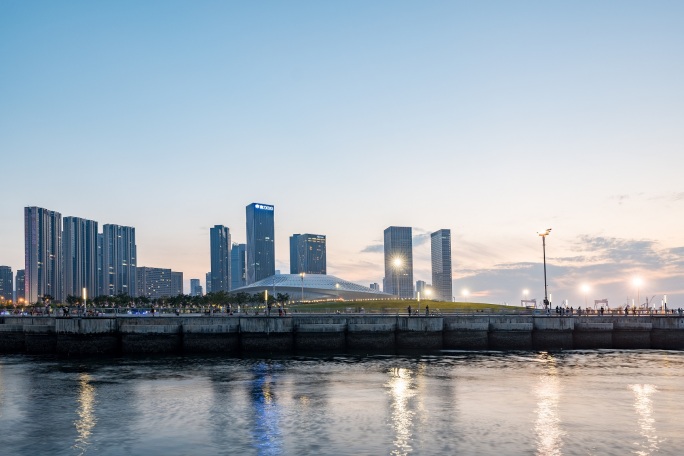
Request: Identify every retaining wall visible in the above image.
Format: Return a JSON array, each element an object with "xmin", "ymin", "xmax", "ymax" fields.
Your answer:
[{"xmin": 1, "ymin": 315, "xmax": 683, "ymax": 355}]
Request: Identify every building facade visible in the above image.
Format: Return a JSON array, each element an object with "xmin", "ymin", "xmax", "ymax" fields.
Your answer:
[
  {"xmin": 62, "ymin": 216, "xmax": 99, "ymax": 299},
  {"xmin": 15, "ymin": 269, "xmax": 25, "ymax": 304},
  {"xmin": 290, "ymin": 234, "xmax": 326, "ymax": 275},
  {"xmin": 102, "ymin": 224, "xmax": 137, "ymax": 297},
  {"xmin": 431, "ymin": 229, "xmax": 453, "ymax": 302},
  {"xmin": 383, "ymin": 226, "xmax": 414, "ymax": 298},
  {"xmin": 205, "ymin": 272, "xmax": 212, "ymax": 294},
  {"xmin": 416, "ymin": 280, "xmax": 427, "ymax": 298},
  {"xmin": 246, "ymin": 203, "xmax": 275, "ymax": 284},
  {"xmin": 137, "ymin": 267, "xmax": 173, "ymax": 300},
  {"xmin": 231, "ymin": 243, "xmax": 246, "ymax": 290},
  {"xmin": 171, "ymin": 271, "xmax": 183, "ymax": 296},
  {"xmin": 24, "ymin": 206, "xmax": 62, "ymax": 303},
  {"xmin": 210, "ymin": 225, "xmax": 231, "ymax": 293},
  {"xmin": 0, "ymin": 266, "xmax": 13, "ymax": 303},
  {"xmin": 190, "ymin": 278, "xmax": 201, "ymax": 296}
]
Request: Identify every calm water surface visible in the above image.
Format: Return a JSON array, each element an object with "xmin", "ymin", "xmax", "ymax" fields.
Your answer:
[{"xmin": 0, "ymin": 350, "xmax": 683, "ymax": 455}]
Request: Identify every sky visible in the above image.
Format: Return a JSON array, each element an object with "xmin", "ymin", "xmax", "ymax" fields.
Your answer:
[{"xmin": 1, "ymin": 1, "xmax": 683, "ymax": 307}]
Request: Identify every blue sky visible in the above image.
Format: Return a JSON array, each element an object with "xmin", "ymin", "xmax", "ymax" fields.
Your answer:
[{"xmin": 2, "ymin": 1, "xmax": 683, "ymax": 306}]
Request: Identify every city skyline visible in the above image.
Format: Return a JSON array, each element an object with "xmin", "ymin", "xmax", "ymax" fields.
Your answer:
[{"xmin": 2, "ymin": 2, "xmax": 684, "ymax": 306}]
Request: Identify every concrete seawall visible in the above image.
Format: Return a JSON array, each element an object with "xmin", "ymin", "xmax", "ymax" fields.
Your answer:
[{"xmin": 1, "ymin": 315, "xmax": 683, "ymax": 355}]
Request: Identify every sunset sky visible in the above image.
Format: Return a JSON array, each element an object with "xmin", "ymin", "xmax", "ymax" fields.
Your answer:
[{"xmin": 2, "ymin": 1, "xmax": 683, "ymax": 306}]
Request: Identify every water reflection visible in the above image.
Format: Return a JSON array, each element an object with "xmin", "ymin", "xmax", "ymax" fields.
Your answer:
[
  {"xmin": 387, "ymin": 367, "xmax": 416, "ymax": 456},
  {"xmin": 630, "ymin": 384, "xmax": 659, "ymax": 455},
  {"xmin": 534, "ymin": 354, "xmax": 563, "ymax": 456},
  {"xmin": 73, "ymin": 373, "xmax": 97, "ymax": 455},
  {"xmin": 250, "ymin": 362, "xmax": 282, "ymax": 456}
]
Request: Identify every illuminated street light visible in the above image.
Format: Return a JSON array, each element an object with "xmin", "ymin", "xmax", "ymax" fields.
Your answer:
[
  {"xmin": 300, "ymin": 272, "xmax": 306, "ymax": 304},
  {"xmin": 538, "ymin": 228, "xmax": 552, "ymax": 312},
  {"xmin": 462, "ymin": 288, "xmax": 469, "ymax": 303},
  {"xmin": 581, "ymin": 283, "xmax": 590, "ymax": 307},
  {"xmin": 633, "ymin": 277, "xmax": 643, "ymax": 308}
]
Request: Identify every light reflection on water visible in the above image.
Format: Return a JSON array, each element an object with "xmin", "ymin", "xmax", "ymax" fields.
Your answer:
[
  {"xmin": 0, "ymin": 351, "xmax": 683, "ymax": 455},
  {"xmin": 535, "ymin": 353, "xmax": 564, "ymax": 456},
  {"xmin": 73, "ymin": 373, "xmax": 96, "ymax": 455},
  {"xmin": 630, "ymin": 384, "xmax": 659, "ymax": 455},
  {"xmin": 386, "ymin": 367, "xmax": 416, "ymax": 456}
]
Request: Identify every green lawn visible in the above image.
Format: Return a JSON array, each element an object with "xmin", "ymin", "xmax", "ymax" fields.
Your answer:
[{"xmin": 287, "ymin": 299, "xmax": 521, "ymax": 313}]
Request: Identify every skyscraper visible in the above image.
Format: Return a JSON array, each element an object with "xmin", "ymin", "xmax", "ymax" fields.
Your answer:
[
  {"xmin": 102, "ymin": 224, "xmax": 137, "ymax": 296},
  {"xmin": 136, "ymin": 267, "xmax": 172, "ymax": 299},
  {"xmin": 231, "ymin": 243, "xmax": 246, "ymax": 289},
  {"xmin": 137, "ymin": 267, "xmax": 182, "ymax": 299},
  {"xmin": 416, "ymin": 280, "xmax": 427, "ymax": 298},
  {"xmin": 246, "ymin": 203, "xmax": 275, "ymax": 284},
  {"xmin": 290, "ymin": 234, "xmax": 326, "ymax": 275},
  {"xmin": 171, "ymin": 271, "xmax": 183, "ymax": 296},
  {"xmin": 190, "ymin": 278, "xmax": 202, "ymax": 296},
  {"xmin": 383, "ymin": 226, "xmax": 414, "ymax": 298},
  {"xmin": 24, "ymin": 206, "xmax": 62, "ymax": 303},
  {"xmin": 205, "ymin": 272, "xmax": 212, "ymax": 294},
  {"xmin": 63, "ymin": 216, "xmax": 98, "ymax": 299},
  {"xmin": 0, "ymin": 266, "xmax": 13, "ymax": 302},
  {"xmin": 431, "ymin": 229, "xmax": 453, "ymax": 302},
  {"xmin": 15, "ymin": 270, "xmax": 25, "ymax": 303},
  {"xmin": 210, "ymin": 225, "xmax": 231, "ymax": 293}
]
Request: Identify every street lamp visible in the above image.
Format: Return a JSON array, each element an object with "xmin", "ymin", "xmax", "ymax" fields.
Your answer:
[
  {"xmin": 633, "ymin": 277, "xmax": 643, "ymax": 308},
  {"xmin": 461, "ymin": 288, "xmax": 469, "ymax": 303},
  {"xmin": 300, "ymin": 272, "xmax": 306, "ymax": 304},
  {"xmin": 392, "ymin": 257, "xmax": 403, "ymax": 299},
  {"xmin": 581, "ymin": 284, "xmax": 590, "ymax": 308},
  {"xmin": 335, "ymin": 283, "xmax": 340, "ymax": 300},
  {"xmin": 538, "ymin": 228, "xmax": 552, "ymax": 311},
  {"xmin": 522, "ymin": 289, "xmax": 529, "ymax": 306}
]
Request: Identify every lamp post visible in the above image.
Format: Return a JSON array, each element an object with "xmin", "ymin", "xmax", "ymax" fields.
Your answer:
[
  {"xmin": 300, "ymin": 272, "xmax": 305, "ymax": 304},
  {"xmin": 462, "ymin": 288, "xmax": 469, "ymax": 303},
  {"xmin": 538, "ymin": 228, "xmax": 552, "ymax": 312},
  {"xmin": 335, "ymin": 283, "xmax": 340, "ymax": 300},
  {"xmin": 392, "ymin": 257, "xmax": 403, "ymax": 299},
  {"xmin": 633, "ymin": 277, "xmax": 643, "ymax": 308}
]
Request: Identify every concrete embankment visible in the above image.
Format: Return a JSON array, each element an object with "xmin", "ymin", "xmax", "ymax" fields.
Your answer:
[{"xmin": 1, "ymin": 315, "xmax": 683, "ymax": 355}]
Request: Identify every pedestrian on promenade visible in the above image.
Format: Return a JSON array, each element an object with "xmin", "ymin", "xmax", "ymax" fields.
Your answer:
[
  {"xmin": 408, "ymin": 305, "xmax": 412, "ymax": 316},
  {"xmin": 425, "ymin": 305, "xmax": 429, "ymax": 317}
]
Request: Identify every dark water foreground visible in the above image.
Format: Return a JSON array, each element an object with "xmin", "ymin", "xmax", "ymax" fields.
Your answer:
[{"xmin": 1, "ymin": 350, "xmax": 683, "ymax": 455}]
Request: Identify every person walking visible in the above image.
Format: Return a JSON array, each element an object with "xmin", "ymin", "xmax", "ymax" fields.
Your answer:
[{"xmin": 425, "ymin": 305, "xmax": 429, "ymax": 317}]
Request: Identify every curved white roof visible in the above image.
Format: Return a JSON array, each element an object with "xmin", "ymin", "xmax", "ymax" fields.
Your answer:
[{"xmin": 232, "ymin": 274, "xmax": 391, "ymax": 301}]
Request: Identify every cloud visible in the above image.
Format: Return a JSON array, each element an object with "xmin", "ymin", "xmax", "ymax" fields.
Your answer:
[
  {"xmin": 455, "ymin": 234, "xmax": 684, "ymax": 306},
  {"xmin": 360, "ymin": 244, "xmax": 383, "ymax": 253}
]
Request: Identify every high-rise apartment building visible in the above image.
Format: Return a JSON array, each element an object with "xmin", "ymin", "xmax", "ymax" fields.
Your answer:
[
  {"xmin": 63, "ymin": 216, "xmax": 99, "ymax": 299},
  {"xmin": 102, "ymin": 224, "xmax": 137, "ymax": 296},
  {"xmin": 171, "ymin": 271, "xmax": 183, "ymax": 296},
  {"xmin": 210, "ymin": 225, "xmax": 231, "ymax": 293},
  {"xmin": 0, "ymin": 266, "xmax": 13, "ymax": 302},
  {"xmin": 231, "ymin": 243, "xmax": 246, "ymax": 290},
  {"xmin": 15, "ymin": 270, "xmax": 25, "ymax": 303},
  {"xmin": 24, "ymin": 206, "xmax": 63, "ymax": 303},
  {"xmin": 289, "ymin": 234, "xmax": 326, "ymax": 275},
  {"xmin": 137, "ymin": 267, "xmax": 179, "ymax": 299},
  {"xmin": 431, "ymin": 229, "xmax": 453, "ymax": 302},
  {"xmin": 246, "ymin": 203, "xmax": 275, "ymax": 284},
  {"xmin": 383, "ymin": 226, "xmax": 414, "ymax": 298},
  {"xmin": 96, "ymin": 233, "xmax": 103, "ymax": 296},
  {"xmin": 370, "ymin": 283, "xmax": 380, "ymax": 291},
  {"xmin": 205, "ymin": 272, "xmax": 212, "ymax": 294}
]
